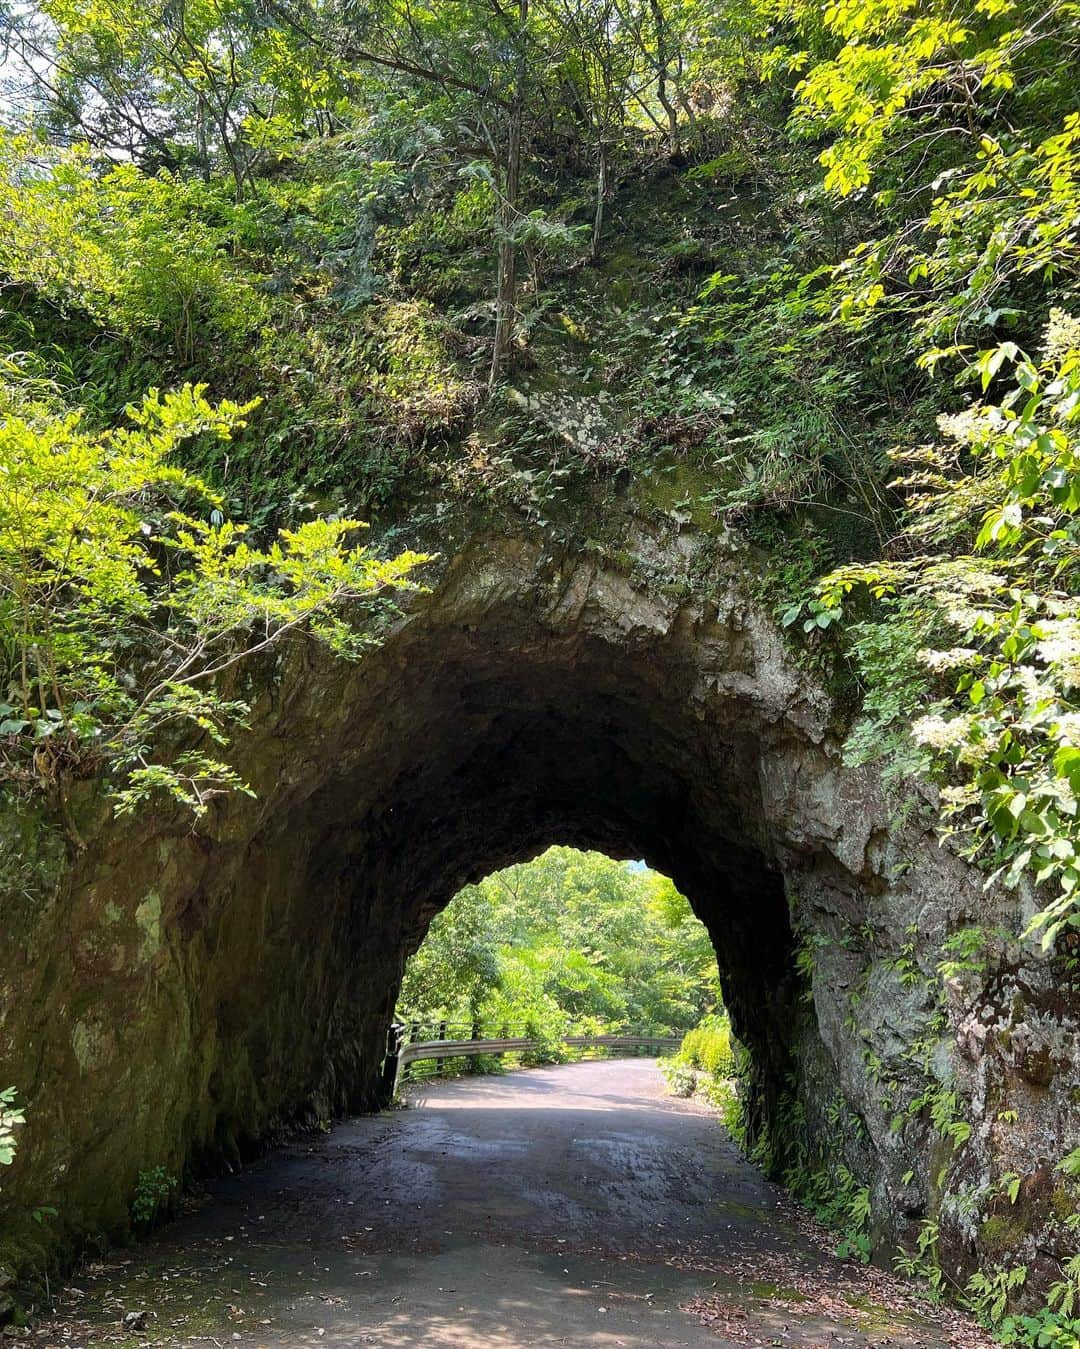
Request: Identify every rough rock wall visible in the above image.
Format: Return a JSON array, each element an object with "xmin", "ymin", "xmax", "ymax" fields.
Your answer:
[{"xmin": 0, "ymin": 515, "xmax": 1076, "ymax": 1303}]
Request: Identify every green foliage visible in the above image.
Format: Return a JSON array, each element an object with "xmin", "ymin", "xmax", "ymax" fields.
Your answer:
[
  {"xmin": 792, "ymin": 1157, "xmax": 873, "ymax": 1263},
  {"xmin": 400, "ymin": 883, "xmax": 502, "ymax": 1022},
  {"xmin": 757, "ymin": 0, "xmax": 1080, "ymax": 985},
  {"xmin": 398, "ymin": 847, "xmax": 720, "ymax": 1039},
  {"xmin": 998, "ymin": 1304, "xmax": 1080, "ymax": 1348},
  {"xmin": 690, "ymin": 257, "xmax": 903, "ymax": 534},
  {"xmin": 0, "ymin": 380, "xmax": 429, "ymax": 813},
  {"xmin": 664, "ymin": 1015, "xmax": 739, "ymax": 1107},
  {"xmin": 0, "ymin": 130, "xmax": 473, "ymax": 516},
  {"xmin": 817, "ymin": 318, "xmax": 1080, "ymax": 947},
  {"xmin": 677, "ymin": 1017, "xmax": 735, "ymax": 1076},
  {"xmin": 966, "ymin": 1263, "xmax": 1029, "ymax": 1328},
  {"xmin": 894, "ymin": 1218, "xmax": 947, "ymax": 1299},
  {"xmin": 1059, "ymin": 1149, "xmax": 1080, "ymax": 1180},
  {"xmin": 1049, "ymin": 1257, "xmax": 1080, "ymax": 1320},
  {"xmin": 0, "ymin": 1087, "xmax": 23, "ymax": 1177},
  {"xmin": 363, "ymin": 299, "xmax": 478, "ymax": 437},
  {"xmin": 714, "ymin": 1072, "xmax": 746, "ymax": 1136},
  {"xmin": 15, "ymin": 0, "xmax": 348, "ymax": 193},
  {"xmin": 996, "ymin": 1256, "xmax": 1080, "ymax": 1346},
  {"xmin": 666, "ymin": 1017, "xmax": 753, "ymax": 1136},
  {"xmin": 664, "ymin": 1060, "xmax": 697, "ymax": 1097},
  {"xmin": 740, "ymin": 1086, "xmax": 878, "ymax": 1264},
  {"xmin": 834, "ymin": 600, "xmax": 935, "ymax": 780},
  {"xmin": 0, "ymin": 140, "xmax": 265, "ymax": 364},
  {"xmin": 768, "ymin": 0, "xmax": 1080, "ymax": 352},
  {"xmin": 130, "ymin": 1167, "xmax": 178, "ymax": 1228},
  {"xmin": 938, "ymin": 927, "xmax": 993, "ymax": 981},
  {"xmin": 792, "ymin": 935, "xmax": 817, "ymax": 997}
]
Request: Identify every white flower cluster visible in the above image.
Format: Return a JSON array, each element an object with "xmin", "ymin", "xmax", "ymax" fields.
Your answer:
[
  {"xmin": 1051, "ymin": 711, "xmax": 1080, "ymax": 746},
  {"xmin": 913, "ymin": 713, "xmax": 972, "ymax": 751},
  {"xmin": 1044, "ymin": 308, "xmax": 1080, "ymax": 363},
  {"xmin": 919, "ymin": 646, "xmax": 979, "ymax": 672},
  {"xmin": 1036, "ymin": 619, "xmax": 1080, "ymax": 684},
  {"xmin": 937, "ymin": 408, "xmax": 985, "ymax": 445}
]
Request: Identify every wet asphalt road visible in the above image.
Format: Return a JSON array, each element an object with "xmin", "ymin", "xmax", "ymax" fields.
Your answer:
[{"xmin": 30, "ymin": 1060, "xmax": 984, "ymax": 1347}]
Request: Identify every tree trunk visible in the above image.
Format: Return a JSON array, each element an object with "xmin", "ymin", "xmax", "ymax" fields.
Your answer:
[
  {"xmin": 648, "ymin": 0, "xmax": 679, "ymax": 160},
  {"xmin": 591, "ymin": 140, "xmax": 609, "ymax": 260},
  {"xmin": 489, "ymin": 0, "xmax": 528, "ymax": 391}
]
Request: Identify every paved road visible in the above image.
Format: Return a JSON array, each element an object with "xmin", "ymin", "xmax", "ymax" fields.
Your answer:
[{"xmin": 31, "ymin": 1060, "xmax": 986, "ymax": 1347}]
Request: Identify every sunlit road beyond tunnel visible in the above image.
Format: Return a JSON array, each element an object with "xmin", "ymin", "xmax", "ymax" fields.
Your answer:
[{"xmin": 40, "ymin": 1062, "xmax": 988, "ymax": 1348}]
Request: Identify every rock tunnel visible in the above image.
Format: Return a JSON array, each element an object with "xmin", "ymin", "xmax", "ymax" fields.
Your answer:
[
  {"xmin": 300, "ymin": 544, "xmax": 803, "ymax": 1139},
  {"xmin": 2, "ymin": 522, "xmax": 1076, "ymax": 1288}
]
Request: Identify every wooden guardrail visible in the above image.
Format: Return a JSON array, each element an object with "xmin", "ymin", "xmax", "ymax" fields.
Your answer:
[{"xmin": 383, "ymin": 1025, "xmax": 681, "ymax": 1093}]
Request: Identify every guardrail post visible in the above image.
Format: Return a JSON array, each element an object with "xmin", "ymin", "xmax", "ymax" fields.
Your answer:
[
  {"xmin": 381, "ymin": 1022, "xmax": 404, "ymax": 1102},
  {"xmin": 405, "ymin": 1022, "xmax": 420, "ymax": 1084}
]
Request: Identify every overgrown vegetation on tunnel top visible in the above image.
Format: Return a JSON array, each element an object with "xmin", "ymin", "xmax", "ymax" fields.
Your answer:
[{"xmin": 2, "ymin": 0, "xmax": 1080, "ymax": 1336}]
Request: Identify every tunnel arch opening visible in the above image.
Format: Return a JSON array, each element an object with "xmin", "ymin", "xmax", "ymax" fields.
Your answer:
[
  {"xmin": 392, "ymin": 845, "xmax": 728, "ymax": 1077},
  {"xmin": 380, "ymin": 816, "xmax": 799, "ymax": 1154}
]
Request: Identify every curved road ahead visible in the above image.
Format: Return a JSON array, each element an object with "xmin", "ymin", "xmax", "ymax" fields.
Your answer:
[{"xmin": 37, "ymin": 1060, "xmax": 986, "ymax": 1347}]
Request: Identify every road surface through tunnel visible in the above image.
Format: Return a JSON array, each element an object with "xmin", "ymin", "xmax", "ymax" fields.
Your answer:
[{"xmin": 31, "ymin": 1059, "xmax": 989, "ymax": 1347}]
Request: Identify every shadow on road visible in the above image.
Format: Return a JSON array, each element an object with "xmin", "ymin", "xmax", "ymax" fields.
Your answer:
[{"xmin": 26, "ymin": 1061, "xmax": 990, "ymax": 1348}]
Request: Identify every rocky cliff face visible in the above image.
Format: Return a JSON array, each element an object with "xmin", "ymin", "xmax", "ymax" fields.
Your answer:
[{"xmin": 1, "ymin": 508, "xmax": 1077, "ymax": 1308}]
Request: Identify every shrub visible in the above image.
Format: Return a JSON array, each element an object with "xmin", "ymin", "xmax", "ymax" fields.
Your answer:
[
  {"xmin": 0, "ymin": 382, "xmax": 430, "ymax": 814},
  {"xmin": 663, "ymin": 1061, "xmax": 696, "ymax": 1097},
  {"xmin": 667, "ymin": 1015, "xmax": 740, "ymax": 1118},
  {"xmin": 677, "ymin": 1016, "xmax": 734, "ymax": 1076},
  {"xmin": 131, "ymin": 1166, "xmax": 177, "ymax": 1227},
  {"xmin": 0, "ymin": 1087, "xmax": 23, "ymax": 1181}
]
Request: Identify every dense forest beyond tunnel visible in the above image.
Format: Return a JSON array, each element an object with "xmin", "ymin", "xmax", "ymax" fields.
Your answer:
[
  {"xmin": 8, "ymin": 525, "xmax": 1064, "ymax": 1305},
  {"xmin": 393, "ymin": 845, "xmax": 723, "ymax": 1054}
]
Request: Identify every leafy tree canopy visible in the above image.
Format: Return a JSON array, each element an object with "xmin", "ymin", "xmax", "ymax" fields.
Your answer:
[{"xmin": 397, "ymin": 847, "xmax": 721, "ymax": 1037}]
